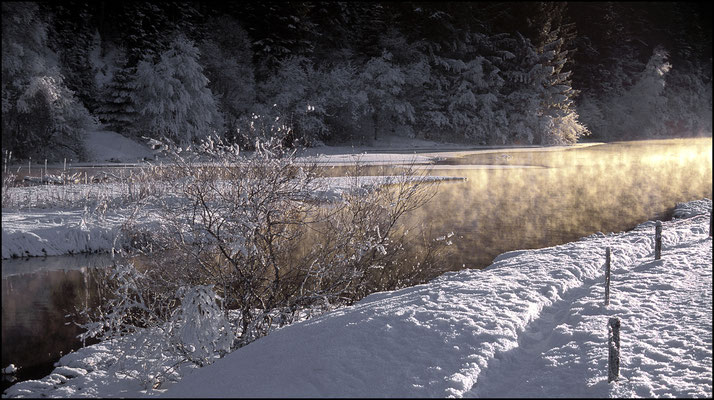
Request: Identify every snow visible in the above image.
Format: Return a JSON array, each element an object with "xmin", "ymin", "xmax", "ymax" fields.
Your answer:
[
  {"xmin": 2, "ymin": 132, "xmax": 710, "ymax": 397},
  {"xmin": 1, "ymin": 209, "xmax": 126, "ymax": 259},
  {"xmin": 1, "ymin": 366, "xmax": 17, "ymax": 375},
  {"xmin": 82, "ymin": 129, "xmax": 155, "ymax": 163},
  {"xmin": 3, "ymin": 199, "xmax": 710, "ymax": 398}
]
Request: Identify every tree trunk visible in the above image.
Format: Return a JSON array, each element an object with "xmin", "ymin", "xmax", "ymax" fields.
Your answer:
[{"xmin": 373, "ymin": 112, "xmax": 379, "ymax": 142}]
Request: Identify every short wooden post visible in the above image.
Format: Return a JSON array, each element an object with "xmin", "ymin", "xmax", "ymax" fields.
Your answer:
[
  {"xmin": 605, "ymin": 247, "xmax": 611, "ymax": 306},
  {"xmin": 709, "ymin": 211, "xmax": 712, "ymax": 237},
  {"xmin": 608, "ymin": 317, "xmax": 621, "ymax": 383},
  {"xmin": 654, "ymin": 221, "xmax": 662, "ymax": 260}
]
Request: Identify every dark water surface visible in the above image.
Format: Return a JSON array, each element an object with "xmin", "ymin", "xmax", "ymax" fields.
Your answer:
[
  {"xmin": 1, "ymin": 254, "xmax": 112, "ymax": 393},
  {"xmin": 1, "ymin": 137, "xmax": 712, "ymax": 392}
]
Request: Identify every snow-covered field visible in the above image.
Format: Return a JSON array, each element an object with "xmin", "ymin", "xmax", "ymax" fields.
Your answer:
[{"xmin": 3, "ymin": 199, "xmax": 711, "ymax": 398}]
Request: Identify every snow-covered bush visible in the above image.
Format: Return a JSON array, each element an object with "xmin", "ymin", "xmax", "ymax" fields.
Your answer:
[
  {"xmin": 78, "ymin": 263, "xmax": 234, "ymax": 388},
  {"xmin": 109, "ymin": 134, "xmax": 444, "ymax": 338},
  {"xmin": 76, "ymin": 134, "xmax": 450, "ymax": 386},
  {"xmin": 168, "ymin": 285, "xmax": 234, "ymax": 366}
]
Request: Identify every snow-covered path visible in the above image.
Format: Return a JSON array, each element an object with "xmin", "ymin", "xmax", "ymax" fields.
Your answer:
[{"xmin": 472, "ymin": 218, "xmax": 712, "ymax": 397}]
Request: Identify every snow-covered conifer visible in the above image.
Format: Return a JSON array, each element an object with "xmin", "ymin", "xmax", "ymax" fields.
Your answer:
[
  {"xmin": 45, "ymin": 2, "xmax": 98, "ymax": 113},
  {"xmin": 589, "ymin": 46, "xmax": 672, "ymax": 140},
  {"xmin": 94, "ymin": 50, "xmax": 138, "ymax": 135},
  {"xmin": 501, "ymin": 33, "xmax": 586, "ymax": 144},
  {"xmin": 2, "ymin": 2, "xmax": 93, "ymax": 160},
  {"xmin": 360, "ymin": 51, "xmax": 414, "ymax": 142},
  {"xmin": 131, "ymin": 35, "xmax": 222, "ymax": 144}
]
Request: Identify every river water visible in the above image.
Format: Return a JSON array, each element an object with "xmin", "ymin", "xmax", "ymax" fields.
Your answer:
[
  {"xmin": 408, "ymin": 138, "xmax": 712, "ymax": 269},
  {"xmin": 1, "ymin": 137, "xmax": 711, "ymax": 391}
]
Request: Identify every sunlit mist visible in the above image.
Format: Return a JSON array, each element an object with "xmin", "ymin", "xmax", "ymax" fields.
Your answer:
[{"xmin": 394, "ymin": 137, "xmax": 713, "ymax": 270}]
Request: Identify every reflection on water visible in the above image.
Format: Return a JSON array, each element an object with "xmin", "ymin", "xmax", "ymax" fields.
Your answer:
[
  {"xmin": 405, "ymin": 138, "xmax": 712, "ymax": 269},
  {"xmin": 1, "ymin": 254, "xmax": 113, "ymax": 392}
]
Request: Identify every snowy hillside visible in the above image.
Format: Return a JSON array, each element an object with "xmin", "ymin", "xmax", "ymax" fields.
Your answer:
[
  {"xmin": 4, "ymin": 200, "xmax": 710, "ymax": 398},
  {"xmin": 82, "ymin": 130, "xmax": 155, "ymax": 163}
]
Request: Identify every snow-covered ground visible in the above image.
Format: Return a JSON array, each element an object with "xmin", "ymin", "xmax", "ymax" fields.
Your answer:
[
  {"xmin": 3, "ymin": 199, "xmax": 711, "ymax": 398},
  {"xmin": 82, "ymin": 130, "xmax": 155, "ymax": 163}
]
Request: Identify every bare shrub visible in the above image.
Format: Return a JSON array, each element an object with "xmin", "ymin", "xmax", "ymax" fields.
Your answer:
[{"xmin": 78, "ymin": 135, "xmax": 452, "ymax": 387}]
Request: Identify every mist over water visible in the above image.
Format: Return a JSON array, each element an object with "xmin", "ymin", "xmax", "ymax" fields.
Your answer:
[{"xmin": 404, "ymin": 138, "xmax": 712, "ymax": 269}]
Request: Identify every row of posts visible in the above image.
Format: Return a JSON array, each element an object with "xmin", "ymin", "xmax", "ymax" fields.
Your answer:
[{"xmin": 606, "ymin": 210, "xmax": 713, "ymax": 383}]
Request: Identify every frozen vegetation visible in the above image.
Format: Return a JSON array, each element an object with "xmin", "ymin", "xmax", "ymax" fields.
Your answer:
[{"xmin": 1, "ymin": 131, "xmax": 465, "ymax": 260}]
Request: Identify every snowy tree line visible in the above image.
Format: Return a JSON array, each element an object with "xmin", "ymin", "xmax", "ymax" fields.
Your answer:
[{"xmin": 2, "ymin": 1, "xmax": 711, "ymax": 160}]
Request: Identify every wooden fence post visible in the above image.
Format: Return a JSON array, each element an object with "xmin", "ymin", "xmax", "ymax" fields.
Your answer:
[
  {"xmin": 709, "ymin": 211, "xmax": 712, "ymax": 237},
  {"xmin": 605, "ymin": 247, "xmax": 611, "ymax": 306},
  {"xmin": 608, "ymin": 317, "xmax": 620, "ymax": 383},
  {"xmin": 654, "ymin": 221, "xmax": 662, "ymax": 260}
]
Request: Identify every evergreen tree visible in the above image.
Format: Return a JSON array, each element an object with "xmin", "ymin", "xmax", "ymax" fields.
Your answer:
[
  {"xmin": 318, "ymin": 61, "xmax": 370, "ymax": 144},
  {"xmin": 253, "ymin": 56, "xmax": 325, "ymax": 146},
  {"xmin": 501, "ymin": 33, "xmax": 586, "ymax": 144},
  {"xmin": 360, "ymin": 50, "xmax": 414, "ymax": 142},
  {"xmin": 2, "ymin": 1, "xmax": 93, "ymax": 160},
  {"xmin": 236, "ymin": 2, "xmax": 319, "ymax": 80},
  {"xmin": 609, "ymin": 47, "xmax": 672, "ymax": 139},
  {"xmin": 95, "ymin": 51, "xmax": 138, "ymax": 135},
  {"xmin": 198, "ymin": 16, "xmax": 256, "ymax": 142},
  {"xmin": 394, "ymin": 3, "xmax": 507, "ymax": 143},
  {"xmin": 43, "ymin": 1, "xmax": 98, "ymax": 113},
  {"xmin": 131, "ymin": 35, "xmax": 222, "ymax": 144},
  {"xmin": 663, "ymin": 63, "xmax": 712, "ymax": 137}
]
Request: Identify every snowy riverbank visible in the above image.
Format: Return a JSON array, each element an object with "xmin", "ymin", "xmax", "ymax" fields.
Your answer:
[{"xmin": 3, "ymin": 199, "xmax": 711, "ymax": 398}]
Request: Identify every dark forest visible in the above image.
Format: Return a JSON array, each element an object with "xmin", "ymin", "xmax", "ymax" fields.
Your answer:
[{"xmin": 2, "ymin": 1, "xmax": 712, "ymax": 160}]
